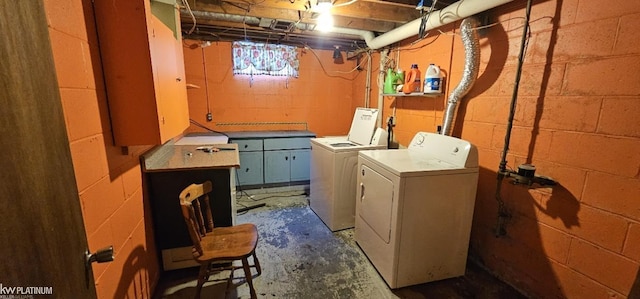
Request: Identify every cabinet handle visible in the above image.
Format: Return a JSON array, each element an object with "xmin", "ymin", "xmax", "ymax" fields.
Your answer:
[
  {"xmin": 360, "ymin": 183, "xmax": 365, "ymax": 201},
  {"xmin": 176, "ymin": 77, "xmax": 182, "ymax": 82},
  {"xmin": 292, "ymin": 155, "xmax": 296, "ymax": 160},
  {"xmin": 285, "ymin": 156, "xmax": 288, "ymax": 161},
  {"xmin": 244, "ymin": 144, "xmax": 248, "ymax": 148},
  {"xmin": 245, "ymin": 168, "xmax": 250, "ymax": 172}
]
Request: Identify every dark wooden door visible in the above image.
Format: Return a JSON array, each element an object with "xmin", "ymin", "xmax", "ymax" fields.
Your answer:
[{"xmin": 0, "ymin": 1, "xmax": 98, "ymax": 298}]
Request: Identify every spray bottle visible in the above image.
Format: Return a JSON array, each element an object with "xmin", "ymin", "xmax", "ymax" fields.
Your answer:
[{"xmin": 383, "ymin": 69, "xmax": 403, "ymax": 94}]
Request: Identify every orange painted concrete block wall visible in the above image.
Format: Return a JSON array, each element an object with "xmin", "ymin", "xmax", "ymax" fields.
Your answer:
[
  {"xmin": 45, "ymin": 0, "xmax": 160, "ymax": 298},
  {"xmin": 182, "ymin": 1, "xmax": 640, "ymax": 297},
  {"xmin": 380, "ymin": 0, "xmax": 640, "ymax": 298},
  {"xmin": 42, "ymin": 0, "xmax": 640, "ymax": 297},
  {"xmin": 182, "ymin": 41, "xmax": 369, "ymax": 137}
]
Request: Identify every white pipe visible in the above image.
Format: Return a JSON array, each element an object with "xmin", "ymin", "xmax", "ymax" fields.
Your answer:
[
  {"xmin": 365, "ymin": 51, "xmax": 372, "ymax": 108},
  {"xmin": 331, "ymin": 0, "xmax": 515, "ymax": 49},
  {"xmin": 377, "ymin": 50, "xmax": 389, "ymax": 128},
  {"xmin": 330, "ymin": 27, "xmax": 376, "ymax": 47}
]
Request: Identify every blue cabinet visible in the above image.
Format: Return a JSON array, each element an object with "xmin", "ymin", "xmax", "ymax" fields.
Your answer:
[
  {"xmin": 229, "ymin": 131, "xmax": 315, "ymax": 188},
  {"xmin": 290, "ymin": 149, "xmax": 311, "ymax": 181},
  {"xmin": 264, "ymin": 150, "xmax": 291, "ymax": 183},
  {"xmin": 264, "ymin": 137, "xmax": 312, "ymax": 184},
  {"xmin": 263, "ymin": 148, "xmax": 311, "ymax": 183},
  {"xmin": 234, "ymin": 139, "xmax": 264, "ymax": 186}
]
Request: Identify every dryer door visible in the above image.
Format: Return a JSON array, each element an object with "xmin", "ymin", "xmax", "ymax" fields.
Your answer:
[{"xmin": 359, "ymin": 164, "xmax": 394, "ymax": 243}]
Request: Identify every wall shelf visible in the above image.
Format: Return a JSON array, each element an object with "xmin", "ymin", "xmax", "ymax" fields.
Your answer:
[{"xmin": 382, "ymin": 92, "xmax": 442, "ymax": 97}]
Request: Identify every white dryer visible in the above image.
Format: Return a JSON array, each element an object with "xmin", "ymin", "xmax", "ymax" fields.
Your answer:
[
  {"xmin": 355, "ymin": 132, "xmax": 478, "ymax": 288},
  {"xmin": 310, "ymin": 108, "xmax": 387, "ymax": 231}
]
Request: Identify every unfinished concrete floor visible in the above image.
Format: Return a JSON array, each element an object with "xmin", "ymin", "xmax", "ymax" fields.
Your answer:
[{"xmin": 154, "ymin": 189, "xmax": 526, "ymax": 299}]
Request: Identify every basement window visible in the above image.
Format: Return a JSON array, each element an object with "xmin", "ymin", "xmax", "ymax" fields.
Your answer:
[{"xmin": 232, "ymin": 41, "xmax": 299, "ymax": 77}]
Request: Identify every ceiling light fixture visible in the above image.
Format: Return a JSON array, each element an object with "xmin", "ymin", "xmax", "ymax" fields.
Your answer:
[
  {"xmin": 316, "ymin": 0, "xmax": 333, "ymax": 13},
  {"xmin": 316, "ymin": 12, "xmax": 334, "ymax": 32},
  {"xmin": 315, "ymin": 0, "xmax": 334, "ymax": 32}
]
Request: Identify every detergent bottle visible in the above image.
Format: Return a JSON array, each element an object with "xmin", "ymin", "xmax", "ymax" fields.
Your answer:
[
  {"xmin": 402, "ymin": 64, "xmax": 421, "ymax": 94},
  {"xmin": 423, "ymin": 64, "xmax": 442, "ymax": 94}
]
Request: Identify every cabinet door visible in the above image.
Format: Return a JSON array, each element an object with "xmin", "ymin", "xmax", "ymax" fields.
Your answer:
[
  {"xmin": 264, "ymin": 137, "xmax": 311, "ymax": 150},
  {"xmin": 232, "ymin": 139, "xmax": 263, "ymax": 152},
  {"xmin": 290, "ymin": 149, "xmax": 311, "ymax": 181},
  {"xmin": 149, "ymin": 5, "xmax": 189, "ymax": 143},
  {"xmin": 237, "ymin": 151, "xmax": 264, "ymax": 186},
  {"xmin": 264, "ymin": 151, "xmax": 291, "ymax": 184},
  {"xmin": 94, "ymin": 0, "xmax": 188, "ymax": 146}
]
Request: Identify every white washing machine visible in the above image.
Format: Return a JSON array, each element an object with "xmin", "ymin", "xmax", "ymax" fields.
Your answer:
[
  {"xmin": 355, "ymin": 132, "xmax": 479, "ymax": 289},
  {"xmin": 310, "ymin": 108, "xmax": 387, "ymax": 231}
]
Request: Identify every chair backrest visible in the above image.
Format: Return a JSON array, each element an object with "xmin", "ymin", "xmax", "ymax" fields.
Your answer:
[{"xmin": 179, "ymin": 181, "xmax": 214, "ymax": 256}]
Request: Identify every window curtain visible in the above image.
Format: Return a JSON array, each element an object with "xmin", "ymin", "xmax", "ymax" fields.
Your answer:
[{"xmin": 232, "ymin": 41, "xmax": 299, "ymax": 77}]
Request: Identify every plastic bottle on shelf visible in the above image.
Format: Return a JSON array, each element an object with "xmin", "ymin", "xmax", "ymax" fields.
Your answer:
[
  {"xmin": 424, "ymin": 64, "xmax": 442, "ymax": 94},
  {"xmin": 402, "ymin": 64, "xmax": 421, "ymax": 94}
]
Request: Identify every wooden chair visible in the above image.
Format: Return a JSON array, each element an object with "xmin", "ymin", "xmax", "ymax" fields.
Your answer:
[{"xmin": 179, "ymin": 181, "xmax": 261, "ymax": 299}]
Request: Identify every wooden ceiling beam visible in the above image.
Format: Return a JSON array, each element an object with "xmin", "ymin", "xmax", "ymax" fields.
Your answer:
[
  {"xmin": 182, "ymin": 6, "xmax": 403, "ymax": 33},
  {"xmin": 180, "ymin": 0, "xmax": 429, "ymax": 47},
  {"xmin": 185, "ymin": 0, "xmax": 419, "ymax": 24}
]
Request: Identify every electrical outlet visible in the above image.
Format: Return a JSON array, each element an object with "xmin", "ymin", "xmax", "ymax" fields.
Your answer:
[{"xmin": 206, "ymin": 113, "xmax": 213, "ymax": 122}]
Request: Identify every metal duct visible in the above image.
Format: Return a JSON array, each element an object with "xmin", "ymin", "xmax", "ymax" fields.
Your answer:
[
  {"xmin": 440, "ymin": 17, "xmax": 480, "ymax": 136},
  {"xmin": 186, "ymin": 10, "xmax": 261, "ymax": 25}
]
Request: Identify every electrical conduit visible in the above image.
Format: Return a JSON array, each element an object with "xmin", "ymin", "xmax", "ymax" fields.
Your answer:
[{"xmin": 494, "ymin": 0, "xmax": 533, "ymax": 236}]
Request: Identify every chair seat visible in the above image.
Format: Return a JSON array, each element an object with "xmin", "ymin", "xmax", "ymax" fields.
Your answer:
[
  {"xmin": 180, "ymin": 181, "xmax": 261, "ymax": 298},
  {"xmin": 193, "ymin": 223, "xmax": 259, "ymax": 263}
]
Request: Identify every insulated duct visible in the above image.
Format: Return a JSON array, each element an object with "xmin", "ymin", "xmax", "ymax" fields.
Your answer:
[
  {"xmin": 331, "ymin": 0, "xmax": 514, "ymax": 50},
  {"xmin": 440, "ymin": 17, "xmax": 480, "ymax": 136},
  {"xmin": 186, "ymin": 10, "xmax": 261, "ymax": 25}
]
